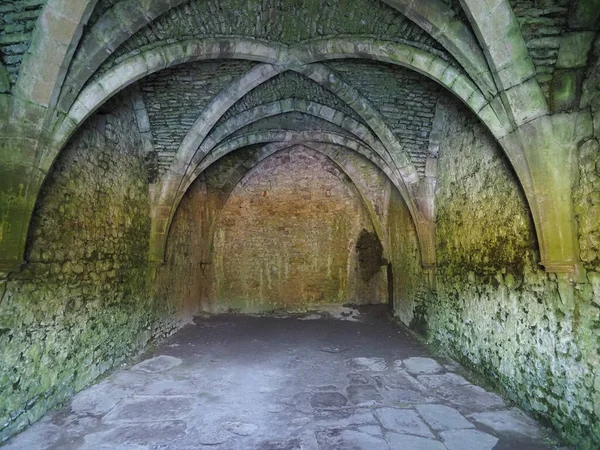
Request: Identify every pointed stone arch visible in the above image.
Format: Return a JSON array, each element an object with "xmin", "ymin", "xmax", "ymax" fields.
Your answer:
[
  {"xmin": 56, "ymin": 0, "xmax": 190, "ymax": 113},
  {"xmin": 200, "ymin": 141, "xmax": 392, "ymax": 263},
  {"xmin": 2, "ymin": 33, "xmax": 580, "ymax": 274},
  {"xmin": 151, "ymin": 130, "xmax": 435, "ymax": 270}
]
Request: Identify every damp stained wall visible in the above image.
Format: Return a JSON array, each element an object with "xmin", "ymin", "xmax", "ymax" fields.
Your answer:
[
  {"xmin": 209, "ymin": 146, "xmax": 387, "ymax": 312},
  {"xmin": 0, "ymin": 93, "xmax": 180, "ymax": 441},
  {"xmin": 391, "ymin": 97, "xmax": 600, "ymax": 448}
]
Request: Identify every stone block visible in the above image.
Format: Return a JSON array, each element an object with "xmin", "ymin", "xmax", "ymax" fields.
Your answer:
[
  {"xmin": 375, "ymin": 408, "xmax": 433, "ymax": 437},
  {"xmin": 589, "ymin": 271, "xmax": 600, "ymax": 306},
  {"xmin": 551, "ymin": 70, "xmax": 582, "ymax": 112},
  {"xmin": 451, "ymin": 76, "xmax": 476, "ymax": 103},
  {"xmin": 416, "ymin": 404, "xmax": 475, "ymax": 431},
  {"xmin": 568, "ymin": 0, "xmax": 600, "ymax": 30},
  {"xmin": 403, "ymin": 357, "xmax": 442, "ymax": 375},
  {"xmin": 556, "ymin": 32, "xmax": 595, "ymax": 69},
  {"xmin": 440, "ymin": 429, "xmax": 498, "ymax": 450},
  {"xmin": 38, "ymin": 7, "xmax": 78, "ymax": 46},
  {"xmin": 469, "ymin": 409, "xmax": 544, "ymax": 438},
  {"xmin": 131, "ymin": 355, "xmax": 182, "ymax": 373},
  {"xmin": 386, "ymin": 432, "xmax": 446, "ymax": 450},
  {"xmin": 502, "ymin": 78, "xmax": 549, "ymax": 127}
]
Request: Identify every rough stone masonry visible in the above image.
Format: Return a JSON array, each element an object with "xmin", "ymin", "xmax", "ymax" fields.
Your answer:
[{"xmin": 0, "ymin": 0, "xmax": 599, "ymax": 448}]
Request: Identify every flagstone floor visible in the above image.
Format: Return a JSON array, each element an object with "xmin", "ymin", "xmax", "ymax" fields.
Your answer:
[{"xmin": 4, "ymin": 306, "xmax": 565, "ymax": 450}]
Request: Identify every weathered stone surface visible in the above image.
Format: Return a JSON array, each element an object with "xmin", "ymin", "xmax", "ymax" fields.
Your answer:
[
  {"xmin": 1, "ymin": 312, "xmax": 562, "ymax": 450},
  {"xmin": 141, "ymin": 60, "xmax": 257, "ymax": 173},
  {"xmin": 71, "ymin": 380, "xmax": 133, "ymax": 416},
  {"xmin": 556, "ymin": 32, "xmax": 596, "ymax": 69},
  {"xmin": 417, "ymin": 373, "xmax": 470, "ymax": 390},
  {"xmin": 402, "ymin": 97, "xmax": 600, "ymax": 448},
  {"xmin": 0, "ymin": 0, "xmax": 46, "ymax": 86},
  {"xmin": 84, "ymin": 421, "xmax": 187, "ymax": 446},
  {"xmin": 375, "ymin": 407, "xmax": 434, "ymax": 437},
  {"xmin": 0, "ymin": 91, "xmax": 179, "ymax": 443},
  {"xmin": 224, "ymin": 421, "xmax": 259, "ymax": 436},
  {"xmin": 385, "ymin": 432, "xmax": 446, "ymax": 449},
  {"xmin": 131, "ymin": 355, "xmax": 182, "ymax": 373},
  {"xmin": 103, "ymin": 0, "xmax": 445, "ymax": 68},
  {"xmin": 403, "ymin": 357, "xmax": 443, "ymax": 375},
  {"xmin": 2, "ymin": 2, "xmax": 599, "ymax": 448},
  {"xmin": 416, "ymin": 404, "xmax": 475, "ymax": 431},
  {"xmin": 103, "ymin": 395, "xmax": 196, "ymax": 423},
  {"xmin": 347, "ymin": 357, "xmax": 388, "ymax": 372},
  {"xmin": 440, "ymin": 429, "xmax": 499, "ymax": 450},
  {"xmin": 551, "ymin": 69, "xmax": 582, "ymax": 111},
  {"xmin": 347, "ymin": 384, "xmax": 383, "ymax": 405},
  {"xmin": 327, "ymin": 61, "xmax": 442, "ymax": 176},
  {"xmin": 316, "ymin": 428, "xmax": 389, "ymax": 449},
  {"xmin": 469, "ymin": 409, "xmax": 544, "ymax": 438},
  {"xmin": 310, "ymin": 392, "xmax": 348, "ymax": 409},
  {"xmin": 435, "ymin": 384, "xmax": 506, "ymax": 412},
  {"xmin": 208, "ymin": 147, "xmax": 387, "ymax": 311}
]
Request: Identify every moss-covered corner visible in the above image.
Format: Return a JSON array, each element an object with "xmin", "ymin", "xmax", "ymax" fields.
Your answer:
[{"xmin": 0, "ymin": 91, "xmax": 181, "ymax": 442}]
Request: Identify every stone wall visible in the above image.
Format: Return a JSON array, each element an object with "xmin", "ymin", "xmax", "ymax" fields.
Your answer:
[
  {"xmin": 327, "ymin": 61, "xmax": 442, "ymax": 176},
  {"xmin": 218, "ymin": 71, "xmax": 364, "ymax": 126},
  {"xmin": 509, "ymin": 0, "xmax": 599, "ymax": 108},
  {"xmin": 231, "ymin": 112, "xmax": 350, "ymax": 138},
  {"xmin": 153, "ymin": 176, "xmax": 216, "ymax": 322},
  {"xmin": 510, "ymin": 0, "xmax": 571, "ymax": 95},
  {"xmin": 415, "ymin": 98, "xmax": 600, "ymax": 448},
  {"xmin": 140, "ymin": 60, "xmax": 257, "ymax": 173},
  {"xmin": 102, "ymin": 0, "xmax": 447, "ymax": 69},
  {"xmin": 152, "ymin": 147, "xmax": 259, "ymax": 318},
  {"xmin": 0, "ymin": 0, "xmax": 45, "ymax": 86},
  {"xmin": 0, "ymin": 92, "xmax": 179, "ymax": 442},
  {"xmin": 387, "ymin": 185, "xmax": 428, "ymax": 330},
  {"xmin": 209, "ymin": 145, "xmax": 386, "ymax": 312}
]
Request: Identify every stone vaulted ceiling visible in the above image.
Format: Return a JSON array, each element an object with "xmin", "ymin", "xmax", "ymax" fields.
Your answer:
[{"xmin": 0, "ymin": 0, "xmax": 598, "ymax": 280}]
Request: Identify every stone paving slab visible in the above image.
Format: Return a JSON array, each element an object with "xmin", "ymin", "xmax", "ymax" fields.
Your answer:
[{"xmin": 3, "ymin": 307, "xmax": 565, "ymax": 450}]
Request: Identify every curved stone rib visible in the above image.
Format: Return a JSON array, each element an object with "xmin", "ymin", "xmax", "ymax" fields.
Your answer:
[
  {"xmin": 198, "ymin": 99, "xmax": 394, "ymax": 179},
  {"xmin": 49, "ymin": 39, "xmax": 288, "ymax": 172},
  {"xmin": 15, "ymin": 0, "xmax": 98, "ymax": 108},
  {"xmin": 152, "ymin": 130, "xmax": 429, "ymax": 266},
  {"xmin": 206, "ymin": 141, "xmax": 390, "ymax": 259},
  {"xmin": 380, "ymin": 0, "xmax": 497, "ymax": 98},
  {"xmin": 56, "ymin": 0, "xmax": 190, "ymax": 113},
  {"xmin": 459, "ymin": 0, "xmax": 548, "ymax": 127}
]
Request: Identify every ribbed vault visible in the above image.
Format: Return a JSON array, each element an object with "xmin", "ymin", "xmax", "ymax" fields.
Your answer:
[{"xmin": 1, "ymin": 1, "xmax": 600, "ymax": 445}]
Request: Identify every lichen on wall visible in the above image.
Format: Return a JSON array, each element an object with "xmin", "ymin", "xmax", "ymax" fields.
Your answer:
[
  {"xmin": 420, "ymin": 97, "xmax": 600, "ymax": 448},
  {"xmin": 0, "ymin": 92, "xmax": 178, "ymax": 442}
]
